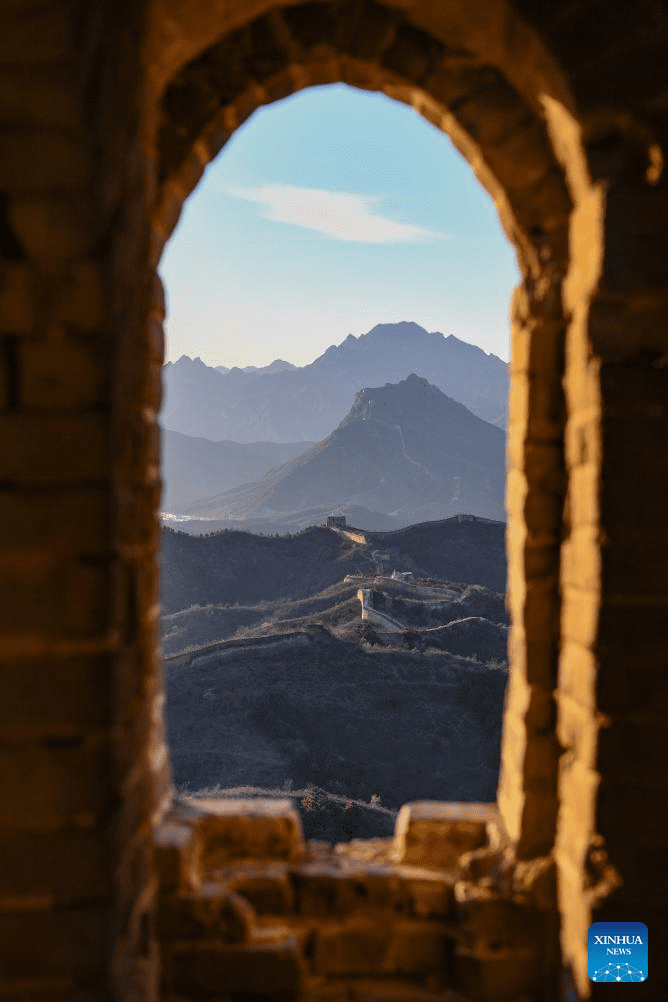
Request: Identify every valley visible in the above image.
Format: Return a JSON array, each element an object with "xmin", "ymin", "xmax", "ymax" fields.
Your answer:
[
  {"xmin": 160, "ymin": 516, "xmax": 508, "ymax": 843},
  {"xmin": 159, "ymin": 323, "xmax": 510, "ymax": 845}
]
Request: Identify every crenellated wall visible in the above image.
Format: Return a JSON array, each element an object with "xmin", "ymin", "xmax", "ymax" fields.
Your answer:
[{"xmin": 0, "ymin": 1, "xmax": 666, "ymax": 999}]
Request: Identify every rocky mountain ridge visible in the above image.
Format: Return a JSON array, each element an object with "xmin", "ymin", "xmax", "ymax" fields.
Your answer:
[
  {"xmin": 176, "ymin": 374, "xmax": 506, "ymax": 524},
  {"xmin": 161, "ymin": 321, "xmax": 508, "ymax": 442}
]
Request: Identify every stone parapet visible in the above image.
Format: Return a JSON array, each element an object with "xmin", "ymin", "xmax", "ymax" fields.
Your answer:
[{"xmin": 154, "ymin": 796, "xmax": 556, "ymax": 1000}]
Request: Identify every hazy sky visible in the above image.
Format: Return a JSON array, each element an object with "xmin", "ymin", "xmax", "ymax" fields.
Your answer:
[{"xmin": 158, "ymin": 83, "xmax": 520, "ymax": 369}]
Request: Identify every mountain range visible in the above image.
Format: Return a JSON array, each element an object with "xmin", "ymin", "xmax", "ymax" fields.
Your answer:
[
  {"xmin": 176, "ymin": 374, "xmax": 507, "ymax": 524},
  {"xmin": 161, "ymin": 321, "xmax": 508, "ymax": 443},
  {"xmin": 161, "ymin": 431, "xmax": 315, "ymax": 513}
]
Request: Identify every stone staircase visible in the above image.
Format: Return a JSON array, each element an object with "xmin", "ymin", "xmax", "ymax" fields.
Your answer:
[{"xmin": 153, "ymin": 797, "xmax": 559, "ymax": 1001}]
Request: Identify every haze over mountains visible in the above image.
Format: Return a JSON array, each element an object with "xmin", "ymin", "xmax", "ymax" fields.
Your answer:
[
  {"xmin": 160, "ymin": 517, "xmax": 508, "ymax": 841},
  {"xmin": 176, "ymin": 374, "xmax": 506, "ymax": 525},
  {"xmin": 159, "ymin": 323, "xmax": 510, "ymax": 840},
  {"xmin": 161, "ymin": 321, "xmax": 508, "ymax": 443},
  {"xmin": 161, "ymin": 432, "xmax": 315, "ymax": 513}
]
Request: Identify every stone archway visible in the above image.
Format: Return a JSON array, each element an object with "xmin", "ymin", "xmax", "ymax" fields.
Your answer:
[
  {"xmin": 148, "ymin": 0, "xmax": 571, "ymax": 863},
  {"xmin": 1, "ymin": 0, "xmax": 667, "ymax": 998}
]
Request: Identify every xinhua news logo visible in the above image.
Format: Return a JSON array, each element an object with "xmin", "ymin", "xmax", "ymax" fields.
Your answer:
[{"xmin": 588, "ymin": 922, "xmax": 648, "ymax": 983}]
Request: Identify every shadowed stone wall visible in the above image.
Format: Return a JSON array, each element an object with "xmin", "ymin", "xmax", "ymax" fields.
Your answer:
[{"xmin": 0, "ymin": 0, "xmax": 666, "ymax": 998}]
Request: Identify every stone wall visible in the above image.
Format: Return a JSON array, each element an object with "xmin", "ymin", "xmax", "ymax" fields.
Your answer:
[{"xmin": 0, "ymin": 0, "xmax": 666, "ymax": 998}]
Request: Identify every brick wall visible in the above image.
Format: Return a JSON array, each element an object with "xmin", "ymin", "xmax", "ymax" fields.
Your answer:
[{"xmin": 1, "ymin": 1, "xmax": 667, "ymax": 999}]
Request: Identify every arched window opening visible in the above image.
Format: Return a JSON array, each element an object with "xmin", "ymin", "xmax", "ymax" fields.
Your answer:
[{"xmin": 156, "ymin": 82, "xmax": 521, "ymax": 845}]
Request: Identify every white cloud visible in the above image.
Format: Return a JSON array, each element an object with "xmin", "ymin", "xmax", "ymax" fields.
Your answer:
[{"xmin": 226, "ymin": 184, "xmax": 447, "ymax": 243}]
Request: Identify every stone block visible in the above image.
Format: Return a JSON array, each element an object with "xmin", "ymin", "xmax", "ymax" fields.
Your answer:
[
  {"xmin": 561, "ymin": 528, "xmax": 600, "ymax": 593},
  {"xmin": 0, "ymin": 6, "xmax": 70, "ymax": 64},
  {"xmin": 292, "ymin": 864, "xmax": 371, "ymax": 917},
  {"xmin": 0, "ymin": 556, "xmax": 111, "ymax": 636},
  {"xmin": 601, "ymin": 538, "xmax": 668, "ymax": 595},
  {"xmin": 489, "ymin": 119, "xmax": 556, "ymax": 187},
  {"xmin": 312, "ymin": 917, "xmax": 390, "ymax": 976},
  {"xmin": 406, "ymin": 878, "xmax": 454, "ymax": 919},
  {"xmin": 454, "ymin": 882, "xmax": 538, "ymax": 950},
  {"xmin": 0, "ymin": 736, "xmax": 113, "ymax": 828},
  {"xmin": 0, "ymin": 828, "xmax": 111, "ymax": 903},
  {"xmin": 381, "ymin": 919, "xmax": 454, "ymax": 976},
  {"xmin": 153, "ymin": 820, "xmax": 200, "ymax": 893},
  {"xmin": 157, "ymin": 884, "xmax": 254, "ymax": 943},
  {"xmin": 453, "ymin": 943, "xmax": 542, "ymax": 1000},
  {"xmin": 382, "ymin": 22, "xmax": 444, "ymax": 84},
  {"xmin": 599, "ymin": 599, "xmax": 668, "ymax": 657},
  {"xmin": 0, "ymin": 906, "xmax": 107, "ymax": 981},
  {"xmin": 392, "ymin": 802, "xmax": 497, "ymax": 870},
  {"xmin": 561, "ymin": 585, "xmax": 599, "ymax": 649},
  {"xmin": 53, "ymin": 261, "xmax": 105, "ymax": 332},
  {"xmin": 164, "ymin": 934, "xmax": 305, "ymax": 997},
  {"xmin": 347, "ymin": 980, "xmax": 466, "ymax": 1001},
  {"xmin": 20, "ymin": 334, "xmax": 110, "ymax": 409},
  {"xmin": 0, "ymin": 415, "xmax": 109, "ymax": 482},
  {"xmin": 0, "ymin": 65, "xmax": 79, "ymax": 129},
  {"xmin": 0, "ymin": 654, "xmax": 112, "ymax": 732},
  {"xmin": 0, "ymin": 487, "xmax": 109, "ymax": 555},
  {"xmin": 458, "ymin": 846, "xmax": 509, "ymax": 886},
  {"xmin": 0, "ymin": 263, "xmax": 36, "ymax": 334},
  {"xmin": 451, "ymin": 80, "xmax": 530, "ymax": 149},
  {"xmin": 0, "ymin": 130, "xmax": 88, "ymax": 191},
  {"xmin": 189, "ymin": 798, "xmax": 306, "ymax": 870},
  {"xmin": 226, "ymin": 861, "xmax": 295, "ymax": 914}
]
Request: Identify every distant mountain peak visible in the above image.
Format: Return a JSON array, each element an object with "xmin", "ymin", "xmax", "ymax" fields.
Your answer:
[
  {"xmin": 365, "ymin": 321, "xmax": 429, "ymax": 339},
  {"xmin": 162, "ymin": 321, "xmax": 509, "ymax": 441},
  {"xmin": 174, "ymin": 355, "xmax": 207, "ymax": 367},
  {"xmin": 342, "ymin": 373, "xmax": 483, "ymax": 431}
]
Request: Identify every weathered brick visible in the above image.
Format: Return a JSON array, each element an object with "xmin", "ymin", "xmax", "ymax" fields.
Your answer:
[
  {"xmin": 150, "ymin": 273, "xmax": 165, "ymax": 320},
  {"xmin": 599, "ymin": 598, "xmax": 668, "ymax": 656},
  {"xmin": 406, "ymin": 878, "xmax": 455, "ymax": 920},
  {"xmin": 53, "ymin": 261, "xmax": 105, "ymax": 332},
  {"xmin": 148, "ymin": 317, "xmax": 164, "ymax": 365},
  {"xmin": 451, "ymin": 81, "xmax": 530, "ymax": 149},
  {"xmin": 292, "ymin": 865, "xmax": 366, "ymax": 917},
  {"xmin": 153, "ymin": 820, "xmax": 200, "ymax": 893},
  {"xmin": 112, "ymin": 752, "xmax": 173, "ymax": 853},
  {"xmin": 381, "ymin": 919, "xmax": 454, "ymax": 976},
  {"xmin": 192, "ymin": 798, "xmax": 306, "ymax": 871},
  {"xmin": 0, "ymin": 735, "xmax": 113, "ymax": 827},
  {"xmin": 226, "ymin": 862, "xmax": 295, "ymax": 914},
  {"xmin": 453, "ymin": 943, "xmax": 542, "ymax": 999},
  {"xmin": 0, "ymin": 488, "xmax": 109, "ymax": 554},
  {"xmin": 153, "ymin": 183, "xmax": 186, "ymax": 242},
  {"xmin": 0, "ymin": 6, "xmax": 71, "ymax": 64},
  {"xmin": 0, "ymin": 130, "xmax": 89, "ymax": 191},
  {"xmin": 313, "ymin": 917, "xmax": 390, "ymax": 975},
  {"xmin": 157, "ymin": 885, "xmax": 254, "ymax": 942},
  {"xmin": 393, "ymin": 802, "xmax": 497, "ymax": 870},
  {"xmin": 0, "ymin": 415, "xmax": 110, "ymax": 481},
  {"xmin": 0, "ymin": 828, "xmax": 111, "ymax": 903},
  {"xmin": 597, "ymin": 721, "xmax": 668, "ymax": 787},
  {"xmin": 0, "ymin": 907, "xmax": 107, "ymax": 981},
  {"xmin": 0, "ymin": 263, "xmax": 36, "ymax": 333},
  {"xmin": 561, "ymin": 528, "xmax": 600, "ymax": 592},
  {"xmin": 20, "ymin": 333, "xmax": 110, "ymax": 408},
  {"xmin": 0, "ymin": 68, "xmax": 80, "ymax": 129},
  {"xmin": 455, "ymin": 883, "xmax": 539, "ymax": 950},
  {"xmin": 0, "ymin": 654, "xmax": 111, "ymax": 731},
  {"xmin": 345, "ymin": 979, "xmax": 456, "ymax": 1001},
  {"xmin": 561, "ymin": 585, "xmax": 599, "ymax": 649},
  {"xmin": 0, "ymin": 556, "xmax": 111, "ymax": 636},
  {"xmin": 164, "ymin": 934, "xmax": 305, "ymax": 995}
]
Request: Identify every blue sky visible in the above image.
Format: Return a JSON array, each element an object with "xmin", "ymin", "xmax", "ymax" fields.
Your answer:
[{"xmin": 158, "ymin": 83, "xmax": 520, "ymax": 369}]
